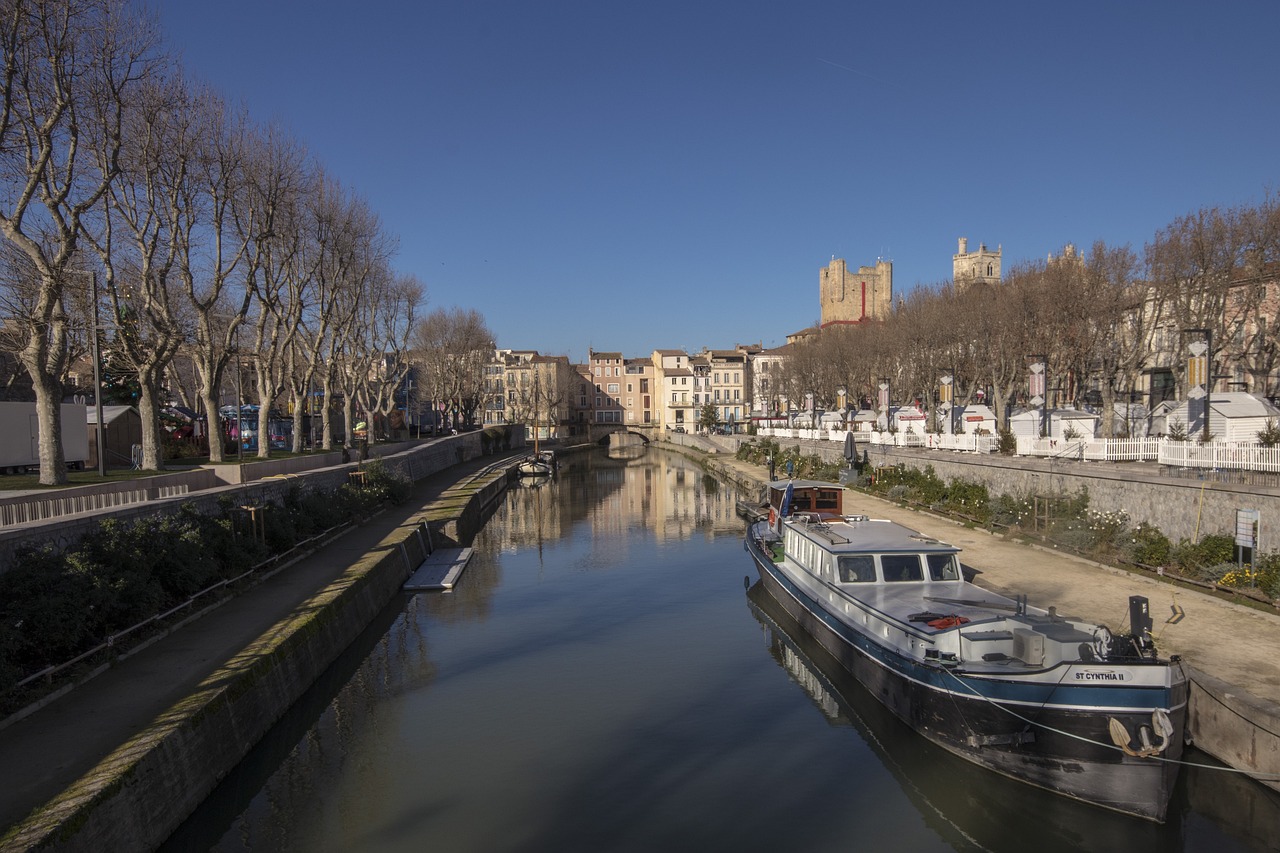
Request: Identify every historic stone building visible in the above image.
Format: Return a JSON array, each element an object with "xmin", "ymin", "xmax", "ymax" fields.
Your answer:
[
  {"xmin": 953, "ymin": 237, "xmax": 1002, "ymax": 290},
  {"xmin": 819, "ymin": 257, "xmax": 893, "ymax": 326}
]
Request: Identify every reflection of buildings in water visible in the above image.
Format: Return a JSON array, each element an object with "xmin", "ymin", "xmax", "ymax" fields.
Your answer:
[
  {"xmin": 600, "ymin": 448, "xmax": 745, "ymax": 543},
  {"xmin": 489, "ymin": 448, "xmax": 750, "ymax": 556}
]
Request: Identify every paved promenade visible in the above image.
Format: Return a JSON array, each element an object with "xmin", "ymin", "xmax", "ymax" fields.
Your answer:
[{"xmin": 0, "ymin": 450, "xmax": 521, "ymax": 838}]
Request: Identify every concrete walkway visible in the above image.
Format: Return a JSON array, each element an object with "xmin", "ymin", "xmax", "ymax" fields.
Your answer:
[{"xmin": 0, "ymin": 450, "xmax": 522, "ymax": 837}]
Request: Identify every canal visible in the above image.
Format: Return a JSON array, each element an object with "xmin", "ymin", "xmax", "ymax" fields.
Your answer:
[{"xmin": 164, "ymin": 447, "xmax": 1280, "ymax": 852}]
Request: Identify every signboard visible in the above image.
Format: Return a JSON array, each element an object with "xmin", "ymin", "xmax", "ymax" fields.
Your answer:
[{"xmin": 1235, "ymin": 508, "xmax": 1260, "ymax": 549}]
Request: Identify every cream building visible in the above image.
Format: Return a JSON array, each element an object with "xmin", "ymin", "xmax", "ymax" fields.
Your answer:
[
  {"xmin": 953, "ymin": 237, "xmax": 1002, "ymax": 290},
  {"xmin": 820, "ymin": 256, "xmax": 893, "ymax": 326}
]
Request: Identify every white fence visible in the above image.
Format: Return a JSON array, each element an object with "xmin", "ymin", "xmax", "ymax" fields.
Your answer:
[
  {"xmin": 1158, "ymin": 441, "xmax": 1280, "ymax": 473},
  {"xmin": 756, "ymin": 427, "xmax": 1280, "ymax": 473}
]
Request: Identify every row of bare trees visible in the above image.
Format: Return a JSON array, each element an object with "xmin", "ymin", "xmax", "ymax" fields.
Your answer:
[
  {"xmin": 0, "ymin": 0, "xmax": 491, "ymax": 484},
  {"xmin": 772, "ymin": 194, "xmax": 1280, "ymax": 436}
]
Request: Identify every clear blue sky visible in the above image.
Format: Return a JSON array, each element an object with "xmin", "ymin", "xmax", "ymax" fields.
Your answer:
[{"xmin": 159, "ymin": 1, "xmax": 1280, "ymax": 363}]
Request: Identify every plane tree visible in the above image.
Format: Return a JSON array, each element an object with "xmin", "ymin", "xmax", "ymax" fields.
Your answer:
[{"xmin": 0, "ymin": 0, "xmax": 159, "ymax": 483}]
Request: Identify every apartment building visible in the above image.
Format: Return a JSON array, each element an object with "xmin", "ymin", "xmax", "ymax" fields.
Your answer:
[{"xmin": 652, "ymin": 349, "xmax": 695, "ymax": 430}]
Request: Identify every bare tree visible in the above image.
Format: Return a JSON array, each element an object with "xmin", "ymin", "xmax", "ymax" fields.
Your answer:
[
  {"xmin": 83, "ymin": 71, "xmax": 195, "ymax": 470},
  {"xmin": 240, "ymin": 124, "xmax": 309, "ymax": 458},
  {"xmin": 177, "ymin": 92, "xmax": 256, "ymax": 463},
  {"xmin": 1146, "ymin": 204, "xmax": 1252, "ymax": 399},
  {"xmin": 414, "ymin": 307, "xmax": 494, "ymax": 430},
  {"xmin": 0, "ymin": 0, "xmax": 159, "ymax": 483}
]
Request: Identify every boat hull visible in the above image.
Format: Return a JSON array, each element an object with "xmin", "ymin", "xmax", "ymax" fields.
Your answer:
[{"xmin": 746, "ymin": 532, "xmax": 1186, "ymax": 822}]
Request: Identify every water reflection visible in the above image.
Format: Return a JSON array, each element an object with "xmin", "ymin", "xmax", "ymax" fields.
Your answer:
[{"xmin": 744, "ymin": 580, "xmax": 1280, "ymax": 853}]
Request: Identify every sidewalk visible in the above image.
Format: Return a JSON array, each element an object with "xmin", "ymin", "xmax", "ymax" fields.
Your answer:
[
  {"xmin": 0, "ymin": 450, "xmax": 521, "ymax": 836},
  {"xmin": 715, "ymin": 455, "xmax": 1280, "ymax": 707}
]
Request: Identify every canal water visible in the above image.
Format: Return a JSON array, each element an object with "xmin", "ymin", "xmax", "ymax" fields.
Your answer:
[{"xmin": 164, "ymin": 448, "xmax": 1280, "ymax": 852}]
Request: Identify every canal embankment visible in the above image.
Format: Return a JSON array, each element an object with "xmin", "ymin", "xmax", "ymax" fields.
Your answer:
[
  {"xmin": 0, "ymin": 447, "xmax": 521, "ymax": 852},
  {"xmin": 680, "ymin": 442, "xmax": 1280, "ymax": 799}
]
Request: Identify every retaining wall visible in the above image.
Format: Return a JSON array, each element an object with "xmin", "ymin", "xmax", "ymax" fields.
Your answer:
[
  {"xmin": 0, "ymin": 434, "xmax": 494, "ymax": 575},
  {"xmin": 1186, "ymin": 667, "xmax": 1280, "ymax": 796}
]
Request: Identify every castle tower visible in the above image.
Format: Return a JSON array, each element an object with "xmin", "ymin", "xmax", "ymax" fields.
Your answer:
[
  {"xmin": 953, "ymin": 237, "xmax": 1002, "ymax": 291},
  {"xmin": 820, "ymin": 257, "xmax": 893, "ymax": 326}
]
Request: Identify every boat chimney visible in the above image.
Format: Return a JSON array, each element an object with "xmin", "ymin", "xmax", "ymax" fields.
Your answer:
[{"xmin": 1129, "ymin": 596, "xmax": 1153, "ymax": 646}]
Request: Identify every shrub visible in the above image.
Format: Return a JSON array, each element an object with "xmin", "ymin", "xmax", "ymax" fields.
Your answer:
[
  {"xmin": 997, "ymin": 428, "xmax": 1017, "ymax": 455},
  {"xmin": 1127, "ymin": 523, "xmax": 1171, "ymax": 567},
  {"xmin": 1258, "ymin": 419, "xmax": 1280, "ymax": 447},
  {"xmin": 0, "ymin": 466, "xmax": 407, "ymax": 696},
  {"xmin": 1174, "ymin": 534, "xmax": 1235, "ymax": 573},
  {"xmin": 942, "ymin": 478, "xmax": 990, "ymax": 521}
]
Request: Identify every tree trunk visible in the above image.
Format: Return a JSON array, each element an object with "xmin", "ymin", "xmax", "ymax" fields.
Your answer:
[{"xmin": 137, "ymin": 370, "xmax": 166, "ymax": 471}]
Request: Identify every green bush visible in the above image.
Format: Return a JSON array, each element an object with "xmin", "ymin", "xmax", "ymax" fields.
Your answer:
[
  {"xmin": 997, "ymin": 427, "xmax": 1017, "ymax": 455},
  {"xmin": 0, "ymin": 467, "xmax": 407, "ymax": 696},
  {"xmin": 1174, "ymin": 534, "xmax": 1235, "ymax": 573},
  {"xmin": 942, "ymin": 478, "xmax": 990, "ymax": 521},
  {"xmin": 1127, "ymin": 523, "xmax": 1171, "ymax": 567}
]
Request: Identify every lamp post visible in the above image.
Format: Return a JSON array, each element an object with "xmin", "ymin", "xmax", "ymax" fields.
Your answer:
[
  {"xmin": 68, "ymin": 269, "xmax": 107, "ymax": 477},
  {"xmin": 406, "ymin": 377, "xmax": 414, "ymax": 439},
  {"xmin": 88, "ymin": 271, "xmax": 106, "ymax": 477},
  {"xmin": 1185, "ymin": 328, "xmax": 1212, "ymax": 443}
]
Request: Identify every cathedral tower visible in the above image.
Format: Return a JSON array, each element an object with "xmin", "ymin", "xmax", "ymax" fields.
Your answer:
[{"xmin": 820, "ymin": 257, "xmax": 893, "ymax": 326}]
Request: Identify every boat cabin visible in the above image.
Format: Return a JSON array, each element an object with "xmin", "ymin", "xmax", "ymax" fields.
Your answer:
[{"xmin": 766, "ymin": 479, "xmax": 844, "ymax": 525}]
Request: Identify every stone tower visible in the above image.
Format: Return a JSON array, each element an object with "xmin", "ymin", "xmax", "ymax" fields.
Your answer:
[
  {"xmin": 952, "ymin": 237, "xmax": 1002, "ymax": 290},
  {"xmin": 819, "ymin": 257, "xmax": 893, "ymax": 326}
]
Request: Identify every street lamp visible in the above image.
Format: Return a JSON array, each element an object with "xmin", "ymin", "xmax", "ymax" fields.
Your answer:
[
  {"xmin": 405, "ymin": 376, "xmax": 415, "ymax": 439},
  {"xmin": 68, "ymin": 269, "xmax": 107, "ymax": 477}
]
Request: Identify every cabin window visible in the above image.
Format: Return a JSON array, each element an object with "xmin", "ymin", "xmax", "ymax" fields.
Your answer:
[
  {"xmin": 838, "ymin": 555, "xmax": 876, "ymax": 583},
  {"xmin": 926, "ymin": 554, "xmax": 960, "ymax": 581},
  {"xmin": 881, "ymin": 554, "xmax": 923, "ymax": 582},
  {"xmin": 815, "ymin": 490, "xmax": 840, "ymax": 511}
]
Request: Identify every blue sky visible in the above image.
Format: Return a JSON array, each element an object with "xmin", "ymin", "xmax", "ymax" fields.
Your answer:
[{"xmin": 159, "ymin": 1, "xmax": 1280, "ymax": 362}]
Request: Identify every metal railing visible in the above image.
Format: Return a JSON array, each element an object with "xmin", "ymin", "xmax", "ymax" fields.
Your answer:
[{"xmin": 755, "ymin": 427, "xmax": 1280, "ymax": 473}]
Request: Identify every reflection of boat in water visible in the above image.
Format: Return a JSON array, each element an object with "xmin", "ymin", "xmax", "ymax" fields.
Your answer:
[
  {"xmin": 744, "ymin": 479, "xmax": 1187, "ymax": 823},
  {"xmin": 745, "ymin": 582, "xmax": 1181, "ymax": 852},
  {"xmin": 518, "ymin": 449, "xmax": 556, "ymax": 478}
]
